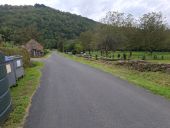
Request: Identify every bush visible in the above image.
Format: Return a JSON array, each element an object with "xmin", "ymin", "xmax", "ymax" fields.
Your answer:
[
  {"xmin": 123, "ymin": 53, "xmax": 127, "ymax": 60},
  {"xmin": 95, "ymin": 55, "xmax": 98, "ymax": 60},
  {"xmin": 161, "ymin": 56, "xmax": 164, "ymax": 60},
  {"xmin": 117, "ymin": 54, "xmax": 121, "ymax": 59},
  {"xmin": 112, "ymin": 54, "xmax": 114, "ymax": 59},
  {"xmin": 142, "ymin": 55, "xmax": 146, "ymax": 60},
  {"xmin": 72, "ymin": 50, "xmax": 77, "ymax": 55},
  {"xmin": 44, "ymin": 49, "xmax": 50, "ymax": 55},
  {"xmin": 0, "ymin": 47, "xmax": 30, "ymax": 67},
  {"xmin": 153, "ymin": 55, "xmax": 158, "ymax": 60},
  {"xmin": 129, "ymin": 51, "xmax": 132, "ymax": 57}
]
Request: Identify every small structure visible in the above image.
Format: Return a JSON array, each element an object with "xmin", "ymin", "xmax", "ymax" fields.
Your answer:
[{"xmin": 25, "ymin": 39, "xmax": 44, "ymax": 57}]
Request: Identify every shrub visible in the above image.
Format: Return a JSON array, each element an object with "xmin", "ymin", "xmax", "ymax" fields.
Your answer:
[
  {"xmin": 161, "ymin": 56, "xmax": 164, "ymax": 60},
  {"xmin": 117, "ymin": 54, "xmax": 121, "ymax": 59},
  {"xmin": 112, "ymin": 54, "xmax": 114, "ymax": 59},
  {"xmin": 142, "ymin": 55, "xmax": 146, "ymax": 60},
  {"xmin": 153, "ymin": 55, "xmax": 158, "ymax": 60},
  {"xmin": 0, "ymin": 47, "xmax": 30, "ymax": 67},
  {"xmin": 95, "ymin": 55, "xmax": 98, "ymax": 60},
  {"xmin": 72, "ymin": 50, "xmax": 76, "ymax": 55},
  {"xmin": 123, "ymin": 53, "xmax": 127, "ymax": 60},
  {"xmin": 129, "ymin": 51, "xmax": 132, "ymax": 57},
  {"xmin": 44, "ymin": 49, "xmax": 50, "ymax": 55}
]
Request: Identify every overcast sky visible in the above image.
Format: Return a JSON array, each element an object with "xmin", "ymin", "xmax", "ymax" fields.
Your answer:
[{"xmin": 0, "ymin": 0, "xmax": 170, "ymax": 24}]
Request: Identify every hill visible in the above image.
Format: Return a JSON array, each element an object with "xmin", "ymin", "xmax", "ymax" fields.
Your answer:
[{"xmin": 0, "ymin": 4, "xmax": 98, "ymax": 48}]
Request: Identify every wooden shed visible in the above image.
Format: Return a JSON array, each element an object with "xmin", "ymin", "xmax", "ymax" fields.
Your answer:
[{"xmin": 25, "ymin": 39, "xmax": 44, "ymax": 57}]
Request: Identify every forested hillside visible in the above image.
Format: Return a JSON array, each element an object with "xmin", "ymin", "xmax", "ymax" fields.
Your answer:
[{"xmin": 0, "ymin": 4, "xmax": 98, "ymax": 48}]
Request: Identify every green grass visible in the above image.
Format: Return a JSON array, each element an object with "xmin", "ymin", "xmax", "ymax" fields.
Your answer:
[
  {"xmin": 2, "ymin": 61, "xmax": 44, "ymax": 128},
  {"xmin": 62, "ymin": 53, "xmax": 170, "ymax": 99},
  {"xmin": 86, "ymin": 51, "xmax": 170, "ymax": 63},
  {"xmin": 44, "ymin": 50, "xmax": 52, "ymax": 58}
]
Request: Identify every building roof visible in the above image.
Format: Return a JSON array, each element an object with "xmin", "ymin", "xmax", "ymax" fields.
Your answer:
[{"xmin": 25, "ymin": 39, "xmax": 44, "ymax": 52}]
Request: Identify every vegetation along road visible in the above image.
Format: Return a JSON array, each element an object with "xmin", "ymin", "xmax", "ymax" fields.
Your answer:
[{"xmin": 24, "ymin": 52, "xmax": 170, "ymax": 128}]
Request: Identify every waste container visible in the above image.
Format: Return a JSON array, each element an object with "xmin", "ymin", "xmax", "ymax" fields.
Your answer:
[
  {"xmin": 0, "ymin": 52, "xmax": 12, "ymax": 124},
  {"xmin": 13, "ymin": 56, "xmax": 24, "ymax": 80},
  {"xmin": 5, "ymin": 56, "xmax": 17, "ymax": 87}
]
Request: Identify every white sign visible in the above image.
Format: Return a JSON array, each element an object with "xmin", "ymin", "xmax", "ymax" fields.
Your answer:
[
  {"xmin": 17, "ymin": 60, "xmax": 21, "ymax": 67},
  {"xmin": 6, "ymin": 64, "xmax": 11, "ymax": 74}
]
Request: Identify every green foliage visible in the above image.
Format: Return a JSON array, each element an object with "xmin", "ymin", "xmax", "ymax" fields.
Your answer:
[
  {"xmin": 78, "ymin": 11, "xmax": 170, "ymax": 54},
  {"xmin": 74, "ymin": 41, "xmax": 83, "ymax": 54},
  {"xmin": 0, "ymin": 47, "xmax": 30, "ymax": 67},
  {"xmin": 57, "ymin": 40, "xmax": 65, "ymax": 52},
  {"xmin": 79, "ymin": 30, "xmax": 95, "ymax": 53},
  {"xmin": 64, "ymin": 40, "xmax": 75, "ymax": 52},
  {"xmin": 142, "ymin": 55, "xmax": 146, "ymax": 60},
  {"xmin": 123, "ymin": 53, "xmax": 127, "ymax": 60},
  {"xmin": 2, "ymin": 42, "xmax": 16, "ymax": 48},
  {"xmin": 64, "ymin": 39, "xmax": 83, "ymax": 54},
  {"xmin": 139, "ymin": 12, "xmax": 167, "ymax": 52},
  {"xmin": 0, "ymin": 4, "xmax": 97, "ymax": 48},
  {"xmin": 44, "ymin": 49, "xmax": 50, "ymax": 55}
]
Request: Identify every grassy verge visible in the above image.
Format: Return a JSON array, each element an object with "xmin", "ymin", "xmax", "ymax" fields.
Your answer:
[
  {"xmin": 147, "ymin": 60, "xmax": 170, "ymax": 64},
  {"xmin": 61, "ymin": 53, "xmax": 170, "ymax": 99},
  {"xmin": 2, "ymin": 61, "xmax": 44, "ymax": 128},
  {"xmin": 44, "ymin": 50, "xmax": 52, "ymax": 58}
]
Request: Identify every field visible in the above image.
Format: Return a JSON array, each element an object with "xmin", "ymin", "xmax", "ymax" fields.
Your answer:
[{"xmin": 85, "ymin": 51, "xmax": 170, "ymax": 64}]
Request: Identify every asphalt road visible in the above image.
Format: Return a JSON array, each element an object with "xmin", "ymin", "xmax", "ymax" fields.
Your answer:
[{"xmin": 24, "ymin": 52, "xmax": 170, "ymax": 128}]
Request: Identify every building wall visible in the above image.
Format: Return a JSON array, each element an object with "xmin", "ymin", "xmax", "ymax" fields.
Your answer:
[{"xmin": 30, "ymin": 49, "xmax": 44, "ymax": 57}]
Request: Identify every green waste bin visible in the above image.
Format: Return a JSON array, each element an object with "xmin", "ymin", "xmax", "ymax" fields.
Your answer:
[
  {"xmin": 13, "ymin": 56, "xmax": 24, "ymax": 80},
  {"xmin": 0, "ymin": 52, "xmax": 12, "ymax": 125},
  {"xmin": 5, "ymin": 56, "xmax": 17, "ymax": 87}
]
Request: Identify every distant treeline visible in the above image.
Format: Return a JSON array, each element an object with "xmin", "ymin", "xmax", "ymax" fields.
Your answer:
[
  {"xmin": 62, "ymin": 11, "xmax": 170, "ymax": 54},
  {"xmin": 0, "ymin": 4, "xmax": 97, "ymax": 48}
]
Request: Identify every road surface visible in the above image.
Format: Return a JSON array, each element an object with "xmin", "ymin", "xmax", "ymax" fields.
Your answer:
[{"xmin": 24, "ymin": 52, "xmax": 170, "ymax": 128}]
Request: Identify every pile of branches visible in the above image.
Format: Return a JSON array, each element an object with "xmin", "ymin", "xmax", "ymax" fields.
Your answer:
[{"xmin": 116, "ymin": 60, "xmax": 170, "ymax": 72}]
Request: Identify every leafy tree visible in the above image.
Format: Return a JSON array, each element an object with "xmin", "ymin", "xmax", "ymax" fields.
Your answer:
[
  {"xmin": 0, "ymin": 27, "xmax": 13, "ymax": 42},
  {"xmin": 74, "ymin": 41, "xmax": 83, "ymax": 54},
  {"xmin": 79, "ymin": 31, "xmax": 95, "ymax": 54},
  {"xmin": 64, "ymin": 40, "xmax": 75, "ymax": 52},
  {"xmin": 94, "ymin": 25, "xmax": 126, "ymax": 56},
  {"xmin": 139, "ymin": 12, "xmax": 167, "ymax": 53},
  {"xmin": 64, "ymin": 39, "xmax": 83, "ymax": 54},
  {"xmin": 57, "ymin": 42, "xmax": 64, "ymax": 52},
  {"xmin": 12, "ymin": 25, "xmax": 41, "ymax": 44}
]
